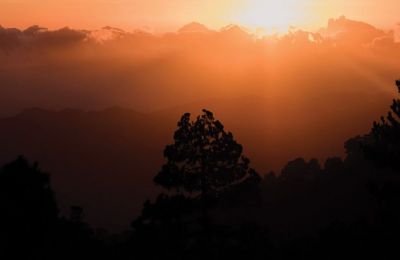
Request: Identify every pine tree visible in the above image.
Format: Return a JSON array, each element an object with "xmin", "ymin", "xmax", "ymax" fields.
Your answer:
[
  {"xmin": 154, "ymin": 109, "xmax": 260, "ymax": 198},
  {"xmin": 365, "ymin": 80, "xmax": 400, "ymax": 171}
]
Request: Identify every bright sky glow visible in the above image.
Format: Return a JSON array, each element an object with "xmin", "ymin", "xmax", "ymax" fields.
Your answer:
[{"xmin": 0, "ymin": 0, "xmax": 399, "ymax": 32}]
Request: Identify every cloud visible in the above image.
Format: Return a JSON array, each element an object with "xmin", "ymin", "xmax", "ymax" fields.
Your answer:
[
  {"xmin": 0, "ymin": 17, "xmax": 398, "ymax": 52},
  {"xmin": 0, "ymin": 26, "xmax": 21, "ymax": 50},
  {"xmin": 319, "ymin": 16, "xmax": 390, "ymax": 46},
  {"xmin": 0, "ymin": 25, "xmax": 87, "ymax": 51},
  {"xmin": 395, "ymin": 23, "xmax": 400, "ymax": 42},
  {"xmin": 178, "ymin": 22, "xmax": 212, "ymax": 33},
  {"xmin": 0, "ymin": 17, "xmax": 398, "ymax": 118}
]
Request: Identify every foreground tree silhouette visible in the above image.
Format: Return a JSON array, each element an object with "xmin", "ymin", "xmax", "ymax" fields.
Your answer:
[
  {"xmin": 362, "ymin": 80, "xmax": 400, "ymax": 231},
  {"xmin": 0, "ymin": 157, "xmax": 104, "ymax": 259},
  {"xmin": 130, "ymin": 110, "xmax": 263, "ymax": 259},
  {"xmin": 364, "ymin": 80, "xmax": 400, "ymax": 171},
  {"xmin": 0, "ymin": 156, "xmax": 58, "ymax": 257},
  {"xmin": 154, "ymin": 109, "xmax": 260, "ymax": 198}
]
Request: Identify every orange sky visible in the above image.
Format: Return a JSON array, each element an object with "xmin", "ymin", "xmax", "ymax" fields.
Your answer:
[{"xmin": 1, "ymin": 0, "xmax": 399, "ymax": 32}]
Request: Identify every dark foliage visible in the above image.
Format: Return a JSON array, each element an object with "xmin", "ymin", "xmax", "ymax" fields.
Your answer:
[
  {"xmin": 364, "ymin": 80, "xmax": 400, "ymax": 171},
  {"xmin": 0, "ymin": 156, "xmax": 105, "ymax": 259},
  {"xmin": 3, "ymin": 81, "xmax": 400, "ymax": 259},
  {"xmin": 154, "ymin": 109, "xmax": 260, "ymax": 197},
  {"xmin": 128, "ymin": 194, "xmax": 272, "ymax": 260},
  {"xmin": 0, "ymin": 156, "xmax": 58, "ymax": 257},
  {"xmin": 128, "ymin": 111, "xmax": 264, "ymax": 259}
]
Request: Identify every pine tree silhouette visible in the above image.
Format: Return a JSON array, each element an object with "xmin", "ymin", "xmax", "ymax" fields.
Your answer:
[
  {"xmin": 154, "ymin": 109, "xmax": 260, "ymax": 199},
  {"xmin": 0, "ymin": 156, "xmax": 58, "ymax": 257},
  {"xmin": 364, "ymin": 80, "xmax": 400, "ymax": 171}
]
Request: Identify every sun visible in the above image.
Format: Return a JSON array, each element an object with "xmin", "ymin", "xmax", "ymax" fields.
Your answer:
[{"xmin": 233, "ymin": 0, "xmax": 308, "ymax": 34}]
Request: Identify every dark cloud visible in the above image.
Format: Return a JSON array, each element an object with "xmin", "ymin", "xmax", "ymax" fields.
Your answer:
[
  {"xmin": 0, "ymin": 17, "xmax": 398, "ymax": 119},
  {"xmin": 0, "ymin": 25, "xmax": 87, "ymax": 51},
  {"xmin": 0, "ymin": 26, "xmax": 21, "ymax": 50},
  {"xmin": 0, "ymin": 17, "xmax": 397, "ymax": 52},
  {"xmin": 34, "ymin": 27, "xmax": 87, "ymax": 47},
  {"xmin": 23, "ymin": 25, "xmax": 47, "ymax": 35},
  {"xmin": 320, "ymin": 16, "xmax": 390, "ymax": 46},
  {"xmin": 178, "ymin": 22, "xmax": 212, "ymax": 33}
]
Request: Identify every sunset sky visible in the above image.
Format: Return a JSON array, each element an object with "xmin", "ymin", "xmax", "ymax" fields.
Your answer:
[
  {"xmin": 1, "ymin": 0, "xmax": 400, "ymax": 233},
  {"xmin": 1, "ymin": 0, "xmax": 399, "ymax": 32}
]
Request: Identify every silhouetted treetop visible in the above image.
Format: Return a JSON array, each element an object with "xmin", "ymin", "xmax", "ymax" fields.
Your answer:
[
  {"xmin": 0, "ymin": 156, "xmax": 59, "ymax": 257},
  {"xmin": 0, "ymin": 157, "xmax": 105, "ymax": 259},
  {"xmin": 0, "ymin": 156, "xmax": 58, "ymax": 223},
  {"xmin": 280, "ymin": 158, "xmax": 321, "ymax": 182},
  {"xmin": 154, "ymin": 109, "xmax": 260, "ymax": 197},
  {"xmin": 364, "ymin": 80, "xmax": 400, "ymax": 171}
]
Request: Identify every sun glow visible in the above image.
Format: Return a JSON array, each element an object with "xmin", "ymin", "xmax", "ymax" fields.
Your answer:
[{"xmin": 233, "ymin": 0, "xmax": 309, "ymax": 33}]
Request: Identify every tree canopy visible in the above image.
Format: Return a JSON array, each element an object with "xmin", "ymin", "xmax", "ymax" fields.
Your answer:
[
  {"xmin": 154, "ymin": 109, "xmax": 260, "ymax": 197},
  {"xmin": 364, "ymin": 80, "xmax": 400, "ymax": 172}
]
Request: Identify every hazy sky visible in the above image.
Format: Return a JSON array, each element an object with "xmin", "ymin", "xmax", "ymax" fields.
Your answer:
[{"xmin": 1, "ymin": 0, "xmax": 399, "ymax": 32}]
